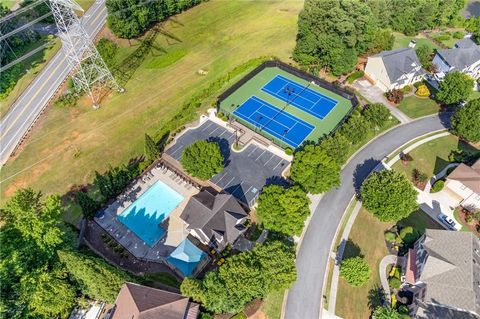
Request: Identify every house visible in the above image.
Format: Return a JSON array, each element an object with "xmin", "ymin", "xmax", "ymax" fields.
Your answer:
[
  {"xmin": 180, "ymin": 189, "xmax": 247, "ymax": 251},
  {"xmin": 432, "ymin": 38, "xmax": 480, "ymax": 81},
  {"xmin": 444, "ymin": 159, "xmax": 480, "ymax": 211},
  {"xmin": 108, "ymin": 282, "xmax": 199, "ymax": 319},
  {"xmin": 364, "ymin": 47, "xmax": 426, "ymax": 92},
  {"xmin": 403, "ymin": 230, "xmax": 480, "ymax": 319}
]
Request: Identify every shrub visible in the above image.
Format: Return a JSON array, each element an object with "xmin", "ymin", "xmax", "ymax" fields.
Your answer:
[
  {"xmin": 415, "ymin": 85, "xmax": 430, "ymax": 97},
  {"xmin": 412, "ymin": 168, "xmax": 428, "ymax": 184},
  {"xmin": 216, "ymin": 112, "xmax": 228, "ymax": 121},
  {"xmin": 413, "ymin": 81, "xmax": 423, "ymax": 88},
  {"xmin": 434, "ymin": 33, "xmax": 451, "ymax": 41},
  {"xmin": 285, "ymin": 147, "xmax": 293, "ymax": 156},
  {"xmin": 346, "ymin": 70, "xmax": 364, "ymax": 83},
  {"xmin": 399, "ymin": 226, "xmax": 418, "ymax": 246},
  {"xmin": 96, "ymin": 38, "xmax": 118, "ymax": 67},
  {"xmin": 181, "ymin": 140, "xmax": 224, "ymax": 180},
  {"xmin": 384, "ymin": 231, "xmax": 397, "ymax": 242},
  {"xmin": 340, "ymin": 256, "xmax": 371, "ymax": 287},
  {"xmin": 388, "ymin": 277, "xmax": 401, "ymax": 289},
  {"xmin": 386, "ymin": 89, "xmax": 404, "ymax": 104},
  {"xmin": 54, "ymin": 92, "xmax": 78, "ymax": 108},
  {"xmin": 446, "ymin": 166, "xmax": 456, "ymax": 175},
  {"xmin": 401, "ymin": 85, "xmax": 412, "ymax": 93},
  {"xmin": 362, "ymin": 103, "xmax": 391, "ymax": 129},
  {"xmin": 453, "ymin": 31, "xmax": 464, "ymax": 39},
  {"xmin": 430, "ymin": 180, "xmax": 445, "ymax": 193},
  {"xmin": 465, "ymin": 212, "xmax": 474, "ymax": 224}
]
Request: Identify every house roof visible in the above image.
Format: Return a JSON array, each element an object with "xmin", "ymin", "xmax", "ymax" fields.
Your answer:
[
  {"xmin": 415, "ymin": 230, "xmax": 480, "ymax": 315},
  {"xmin": 111, "ymin": 282, "xmax": 199, "ymax": 319},
  {"xmin": 436, "ymin": 39, "xmax": 480, "ymax": 70},
  {"xmin": 373, "ymin": 47, "xmax": 426, "ymax": 83},
  {"xmin": 448, "ymin": 159, "xmax": 480, "ymax": 194},
  {"xmin": 180, "ymin": 190, "xmax": 247, "ymax": 245}
]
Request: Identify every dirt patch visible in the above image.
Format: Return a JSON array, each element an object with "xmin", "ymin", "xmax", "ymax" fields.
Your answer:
[{"xmin": 244, "ymin": 299, "xmax": 263, "ymax": 318}]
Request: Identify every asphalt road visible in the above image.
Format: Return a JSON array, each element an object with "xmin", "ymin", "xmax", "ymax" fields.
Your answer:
[
  {"xmin": 0, "ymin": 0, "xmax": 107, "ymax": 165},
  {"xmin": 284, "ymin": 113, "xmax": 452, "ymax": 319}
]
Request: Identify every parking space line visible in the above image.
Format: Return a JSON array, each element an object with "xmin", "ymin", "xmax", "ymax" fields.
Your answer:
[
  {"xmin": 228, "ymin": 182, "xmax": 244, "ymax": 196},
  {"xmin": 272, "ymin": 159, "xmax": 284, "ymax": 171},
  {"xmin": 263, "ymin": 153, "xmax": 275, "ymax": 166},
  {"xmin": 220, "ymin": 176, "xmax": 236, "ymax": 189},
  {"xmin": 247, "ymin": 146, "xmax": 257, "ymax": 157},
  {"xmin": 255, "ymin": 149, "xmax": 266, "ymax": 161},
  {"xmin": 213, "ymin": 172, "xmax": 231, "ymax": 186},
  {"xmin": 201, "ymin": 121, "xmax": 213, "ymax": 131}
]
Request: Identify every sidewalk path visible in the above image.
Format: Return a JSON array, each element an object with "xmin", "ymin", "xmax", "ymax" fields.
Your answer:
[{"xmin": 379, "ymin": 255, "xmax": 397, "ymax": 305}]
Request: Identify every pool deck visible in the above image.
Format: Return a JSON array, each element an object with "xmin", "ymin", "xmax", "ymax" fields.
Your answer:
[{"xmin": 94, "ymin": 164, "xmax": 199, "ymax": 262}]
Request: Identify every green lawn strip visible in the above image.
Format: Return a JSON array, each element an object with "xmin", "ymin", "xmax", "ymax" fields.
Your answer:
[
  {"xmin": 336, "ymin": 208, "xmax": 441, "ymax": 319},
  {"xmin": 261, "ymin": 289, "xmax": 285, "ymax": 319},
  {"xmin": 387, "ymin": 130, "xmax": 448, "ymax": 161},
  {"xmin": 220, "ymin": 66, "xmax": 353, "ymax": 144},
  {"xmin": 396, "ymin": 96, "xmax": 440, "ymax": 119},
  {"xmin": 392, "ymin": 32, "xmax": 440, "ymax": 50},
  {"xmin": 391, "ymin": 135, "xmax": 478, "ymax": 179},
  {"xmin": 143, "ymin": 272, "xmax": 181, "ymax": 288},
  {"xmin": 0, "ymin": 37, "xmax": 61, "ymax": 117},
  {"xmin": 0, "ymin": 0, "xmax": 303, "ymax": 214}
]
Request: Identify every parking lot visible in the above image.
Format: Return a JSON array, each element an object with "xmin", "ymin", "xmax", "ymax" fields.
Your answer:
[{"xmin": 165, "ymin": 120, "xmax": 289, "ymax": 206}]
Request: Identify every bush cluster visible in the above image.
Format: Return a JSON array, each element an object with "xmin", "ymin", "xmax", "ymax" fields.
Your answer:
[
  {"xmin": 340, "ymin": 256, "xmax": 371, "ymax": 287},
  {"xmin": 430, "ymin": 180, "xmax": 444, "ymax": 193}
]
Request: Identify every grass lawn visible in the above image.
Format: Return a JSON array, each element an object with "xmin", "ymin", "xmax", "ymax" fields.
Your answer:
[
  {"xmin": 468, "ymin": 90, "xmax": 480, "ymax": 102},
  {"xmin": 261, "ymin": 289, "xmax": 285, "ymax": 319},
  {"xmin": 0, "ymin": 37, "xmax": 61, "ymax": 118},
  {"xmin": 143, "ymin": 272, "xmax": 181, "ymax": 288},
  {"xmin": 0, "ymin": 0, "xmax": 303, "ymax": 223},
  {"xmin": 428, "ymin": 28, "xmax": 466, "ymax": 48},
  {"xmin": 335, "ymin": 208, "xmax": 442, "ymax": 319},
  {"xmin": 392, "ymin": 32, "xmax": 440, "ymax": 50},
  {"xmin": 397, "ymin": 95, "xmax": 440, "ymax": 119},
  {"xmin": 392, "ymin": 134, "xmax": 479, "ymax": 179}
]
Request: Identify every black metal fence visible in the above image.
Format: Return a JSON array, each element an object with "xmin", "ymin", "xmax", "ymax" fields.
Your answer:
[{"xmin": 216, "ymin": 60, "xmax": 360, "ymax": 146}]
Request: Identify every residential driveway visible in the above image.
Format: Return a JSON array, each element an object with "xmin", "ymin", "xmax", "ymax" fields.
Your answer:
[
  {"xmin": 352, "ymin": 79, "xmax": 411, "ymax": 124},
  {"xmin": 284, "ymin": 113, "xmax": 451, "ymax": 319},
  {"xmin": 165, "ymin": 120, "xmax": 289, "ymax": 207}
]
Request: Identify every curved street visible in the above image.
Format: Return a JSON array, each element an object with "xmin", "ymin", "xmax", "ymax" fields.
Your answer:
[{"xmin": 284, "ymin": 112, "xmax": 452, "ymax": 319}]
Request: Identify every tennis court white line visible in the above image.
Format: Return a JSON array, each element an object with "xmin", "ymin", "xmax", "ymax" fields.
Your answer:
[
  {"xmin": 250, "ymin": 96, "xmax": 314, "ymax": 129},
  {"xmin": 274, "ymin": 74, "xmax": 338, "ymax": 104},
  {"xmin": 271, "ymin": 78, "xmax": 318, "ymax": 106},
  {"xmin": 249, "ymin": 100, "xmax": 314, "ymax": 131}
]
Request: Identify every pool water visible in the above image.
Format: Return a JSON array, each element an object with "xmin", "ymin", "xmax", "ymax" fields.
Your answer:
[{"xmin": 118, "ymin": 180, "xmax": 184, "ymax": 247}]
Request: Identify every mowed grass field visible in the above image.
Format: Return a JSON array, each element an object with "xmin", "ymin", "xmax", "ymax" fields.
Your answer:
[{"xmin": 0, "ymin": 0, "xmax": 303, "ymax": 215}]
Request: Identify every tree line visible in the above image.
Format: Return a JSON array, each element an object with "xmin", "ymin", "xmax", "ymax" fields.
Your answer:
[
  {"xmin": 106, "ymin": 0, "xmax": 206, "ymax": 39},
  {"xmin": 0, "ymin": 189, "xmax": 131, "ymax": 319},
  {"xmin": 293, "ymin": 0, "xmax": 466, "ymax": 75}
]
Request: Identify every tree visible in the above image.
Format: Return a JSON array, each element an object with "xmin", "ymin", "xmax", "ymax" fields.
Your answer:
[
  {"xmin": 58, "ymin": 250, "xmax": 130, "ymax": 302},
  {"xmin": 361, "ymin": 170, "xmax": 418, "ymax": 222},
  {"xmin": 372, "ymin": 306, "xmax": 401, "ymax": 319},
  {"xmin": 319, "ymin": 133, "xmax": 351, "ymax": 165},
  {"xmin": 437, "ymin": 71, "xmax": 474, "ymax": 105},
  {"xmin": 362, "ymin": 103, "xmax": 391, "ymax": 129},
  {"xmin": 181, "ymin": 140, "xmax": 224, "ymax": 180},
  {"xmin": 76, "ymin": 191, "xmax": 100, "ymax": 220},
  {"xmin": 340, "ymin": 256, "xmax": 371, "ymax": 287},
  {"xmin": 181, "ymin": 241, "xmax": 296, "ymax": 314},
  {"xmin": 339, "ymin": 115, "xmax": 371, "ymax": 144},
  {"xmin": 144, "ymin": 133, "xmax": 160, "ymax": 162},
  {"xmin": 415, "ymin": 44, "xmax": 433, "ymax": 69},
  {"xmin": 0, "ymin": 188, "xmax": 76, "ymax": 319},
  {"xmin": 96, "ymin": 38, "xmax": 118, "ymax": 67},
  {"xmin": 256, "ymin": 185, "xmax": 311, "ymax": 236},
  {"xmin": 451, "ymin": 98, "xmax": 480, "ymax": 142},
  {"xmin": 291, "ymin": 144, "xmax": 341, "ymax": 194}
]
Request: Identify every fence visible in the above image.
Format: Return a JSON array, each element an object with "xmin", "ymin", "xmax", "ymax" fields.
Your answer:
[{"xmin": 216, "ymin": 60, "xmax": 360, "ymax": 147}]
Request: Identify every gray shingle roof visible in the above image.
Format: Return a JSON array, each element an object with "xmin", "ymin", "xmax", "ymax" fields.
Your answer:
[
  {"xmin": 374, "ymin": 47, "xmax": 426, "ymax": 83},
  {"xmin": 180, "ymin": 190, "xmax": 247, "ymax": 245},
  {"xmin": 436, "ymin": 39, "xmax": 480, "ymax": 70},
  {"xmin": 416, "ymin": 230, "xmax": 480, "ymax": 316}
]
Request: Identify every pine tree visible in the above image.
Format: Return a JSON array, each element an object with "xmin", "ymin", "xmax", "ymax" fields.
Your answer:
[
  {"xmin": 75, "ymin": 191, "xmax": 100, "ymax": 220},
  {"xmin": 144, "ymin": 133, "xmax": 160, "ymax": 162}
]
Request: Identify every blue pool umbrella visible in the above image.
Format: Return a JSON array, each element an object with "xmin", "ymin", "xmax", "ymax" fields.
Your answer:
[{"xmin": 167, "ymin": 239, "xmax": 206, "ymax": 277}]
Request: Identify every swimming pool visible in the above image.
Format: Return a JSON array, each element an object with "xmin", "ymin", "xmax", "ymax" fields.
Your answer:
[{"xmin": 118, "ymin": 180, "xmax": 184, "ymax": 247}]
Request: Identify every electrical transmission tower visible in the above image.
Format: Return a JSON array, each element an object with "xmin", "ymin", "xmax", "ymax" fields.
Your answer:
[{"xmin": 47, "ymin": 0, "xmax": 120, "ymax": 108}]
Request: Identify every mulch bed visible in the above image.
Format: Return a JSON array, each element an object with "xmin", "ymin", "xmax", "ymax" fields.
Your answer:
[{"xmin": 457, "ymin": 210, "xmax": 480, "ymax": 236}]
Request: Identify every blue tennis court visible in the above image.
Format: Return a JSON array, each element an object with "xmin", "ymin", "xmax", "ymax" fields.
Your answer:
[
  {"xmin": 233, "ymin": 96, "xmax": 314, "ymax": 148},
  {"xmin": 262, "ymin": 74, "xmax": 338, "ymax": 119}
]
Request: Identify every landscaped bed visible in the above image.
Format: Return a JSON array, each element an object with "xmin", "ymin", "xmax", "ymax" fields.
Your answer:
[
  {"xmin": 335, "ymin": 208, "xmax": 442, "ymax": 318},
  {"xmin": 392, "ymin": 135, "xmax": 479, "ymax": 181}
]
